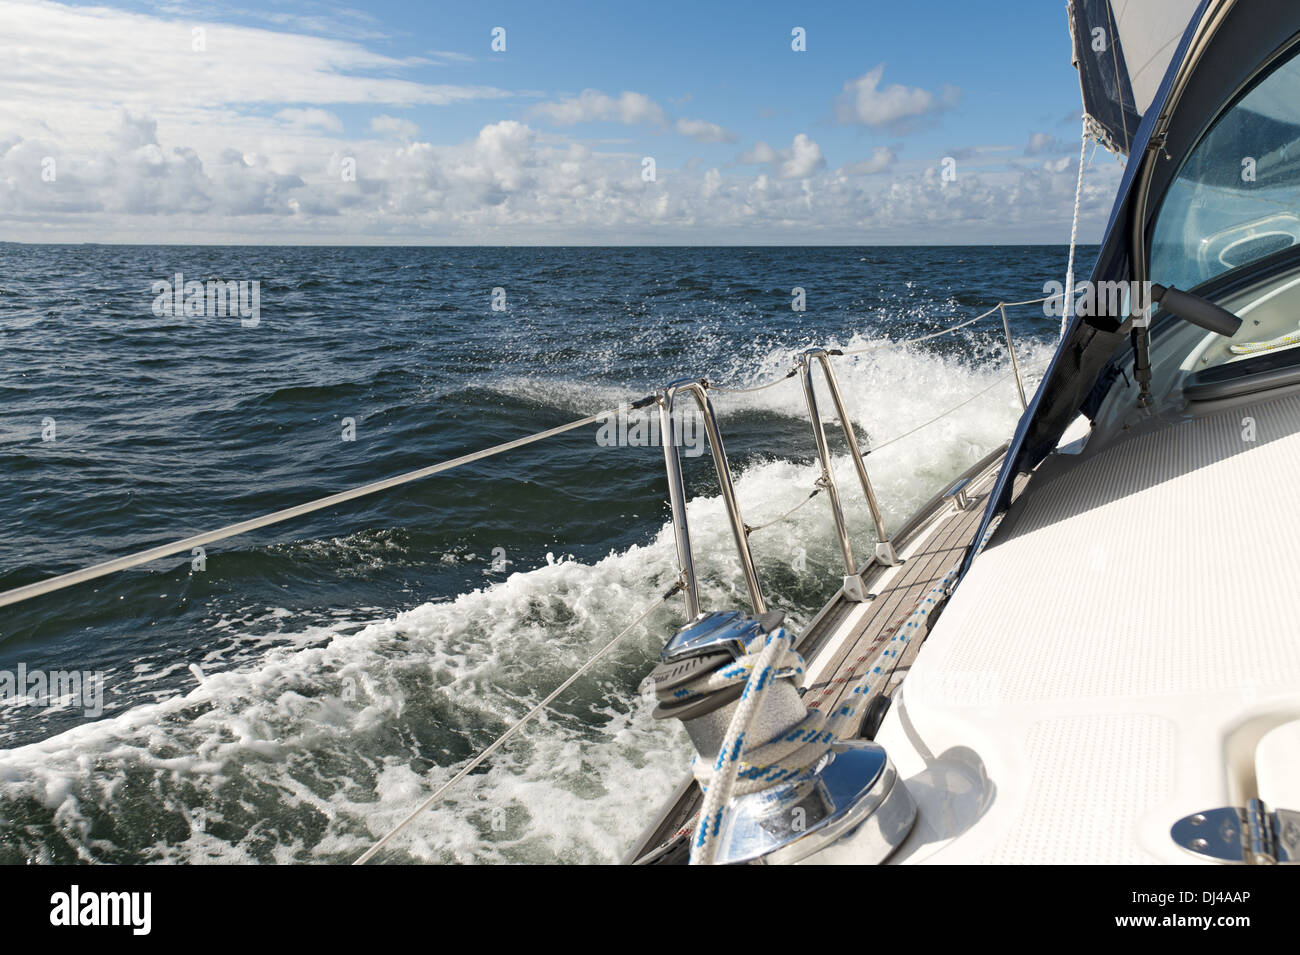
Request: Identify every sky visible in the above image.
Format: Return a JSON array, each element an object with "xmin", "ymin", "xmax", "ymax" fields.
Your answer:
[{"xmin": 0, "ymin": 0, "xmax": 1131, "ymax": 245}]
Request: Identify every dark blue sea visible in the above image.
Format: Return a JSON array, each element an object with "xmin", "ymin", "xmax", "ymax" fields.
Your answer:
[{"xmin": 0, "ymin": 244, "xmax": 1088, "ymax": 863}]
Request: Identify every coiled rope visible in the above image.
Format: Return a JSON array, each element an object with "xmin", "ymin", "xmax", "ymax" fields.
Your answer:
[
  {"xmin": 687, "ymin": 627, "xmax": 831, "ymax": 863},
  {"xmin": 686, "ymin": 578, "xmax": 943, "ymax": 864},
  {"xmin": 688, "ymin": 512, "xmax": 1007, "ymax": 865}
]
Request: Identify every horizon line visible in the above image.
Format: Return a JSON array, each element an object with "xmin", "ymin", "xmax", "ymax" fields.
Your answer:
[{"xmin": 0, "ymin": 239, "xmax": 1100, "ymax": 249}]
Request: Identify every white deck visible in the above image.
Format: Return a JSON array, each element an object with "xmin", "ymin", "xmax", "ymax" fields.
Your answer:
[{"xmin": 866, "ymin": 389, "xmax": 1300, "ymax": 864}]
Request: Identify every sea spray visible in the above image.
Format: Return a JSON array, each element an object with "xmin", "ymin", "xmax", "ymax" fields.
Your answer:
[{"xmin": 0, "ymin": 243, "xmax": 1075, "ymax": 864}]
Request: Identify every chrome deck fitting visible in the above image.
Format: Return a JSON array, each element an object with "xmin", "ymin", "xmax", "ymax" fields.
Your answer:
[
  {"xmin": 1172, "ymin": 799, "xmax": 1300, "ymax": 864},
  {"xmin": 651, "ymin": 610, "xmax": 916, "ymax": 865}
]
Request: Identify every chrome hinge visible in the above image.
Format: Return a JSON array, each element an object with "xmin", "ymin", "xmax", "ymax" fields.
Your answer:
[{"xmin": 1172, "ymin": 799, "xmax": 1300, "ymax": 864}]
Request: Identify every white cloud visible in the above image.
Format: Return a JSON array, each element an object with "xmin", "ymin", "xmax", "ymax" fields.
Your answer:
[
  {"xmin": 427, "ymin": 50, "xmax": 475, "ymax": 64},
  {"xmin": 530, "ymin": 92, "xmax": 735, "ymax": 144},
  {"xmin": 834, "ymin": 65, "xmax": 960, "ymax": 128},
  {"xmin": 0, "ymin": 0, "xmax": 516, "ymax": 233},
  {"xmin": 780, "ymin": 134, "xmax": 825, "ymax": 178},
  {"xmin": 675, "ymin": 118, "xmax": 736, "ymax": 143},
  {"xmin": 739, "ymin": 141, "xmax": 778, "ymax": 165},
  {"xmin": 0, "ymin": 0, "xmax": 512, "ymax": 142},
  {"xmin": 737, "ymin": 134, "xmax": 825, "ymax": 179},
  {"xmin": 1, "ymin": 110, "xmax": 308, "ymax": 219},
  {"xmin": 113, "ymin": 113, "xmax": 160, "ymax": 151},
  {"xmin": 0, "ymin": 114, "xmax": 1123, "ymax": 243},
  {"xmin": 0, "ymin": 3, "xmax": 1120, "ymax": 244},
  {"xmin": 276, "ymin": 109, "xmax": 344, "ymax": 132},
  {"xmin": 838, "ymin": 146, "xmax": 897, "ymax": 176},
  {"xmin": 228, "ymin": 6, "xmax": 391, "ymax": 43},
  {"xmin": 371, "ymin": 115, "xmax": 420, "ymax": 140},
  {"xmin": 1025, "ymin": 132, "xmax": 1074, "ymax": 155},
  {"xmin": 531, "ymin": 90, "xmax": 667, "ymax": 127}
]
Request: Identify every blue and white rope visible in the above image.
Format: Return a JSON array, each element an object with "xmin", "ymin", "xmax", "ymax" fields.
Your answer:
[
  {"xmin": 689, "ymin": 627, "xmax": 827, "ymax": 864},
  {"xmin": 689, "ymin": 515, "xmax": 1005, "ymax": 864}
]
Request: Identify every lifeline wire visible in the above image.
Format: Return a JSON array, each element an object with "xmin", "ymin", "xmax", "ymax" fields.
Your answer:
[
  {"xmin": 2, "ymin": 299, "xmax": 1063, "ymax": 613},
  {"xmin": 0, "ymin": 404, "xmax": 647, "ymax": 610},
  {"xmin": 353, "ymin": 581, "xmax": 683, "ymax": 865}
]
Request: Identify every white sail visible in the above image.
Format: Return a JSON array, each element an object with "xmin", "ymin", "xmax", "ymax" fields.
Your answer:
[
  {"xmin": 1115, "ymin": 0, "xmax": 1205, "ymax": 112},
  {"xmin": 1070, "ymin": 0, "xmax": 1205, "ymax": 154}
]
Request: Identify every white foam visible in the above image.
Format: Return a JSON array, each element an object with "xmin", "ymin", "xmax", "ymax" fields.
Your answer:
[{"xmin": 0, "ymin": 333, "xmax": 1054, "ymax": 864}]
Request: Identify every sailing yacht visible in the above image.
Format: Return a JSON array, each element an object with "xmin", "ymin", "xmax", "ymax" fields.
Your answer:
[
  {"xmin": 627, "ymin": 0, "xmax": 1300, "ymax": 864},
  {"xmin": 4, "ymin": 0, "xmax": 1295, "ymax": 871}
]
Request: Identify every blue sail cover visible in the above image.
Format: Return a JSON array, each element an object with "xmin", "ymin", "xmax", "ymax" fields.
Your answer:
[{"xmin": 1069, "ymin": 0, "xmax": 1205, "ymax": 154}]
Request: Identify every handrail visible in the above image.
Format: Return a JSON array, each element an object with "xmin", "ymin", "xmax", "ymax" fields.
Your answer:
[
  {"xmin": 658, "ymin": 379, "xmax": 765, "ymax": 618},
  {"xmin": 742, "ymin": 361, "xmax": 1047, "ymax": 539},
  {"xmin": 797, "ymin": 351, "xmax": 858, "ymax": 580},
  {"xmin": 795, "ymin": 349, "xmax": 900, "ymax": 589},
  {"xmin": 662, "ymin": 353, "xmax": 1040, "ymax": 621}
]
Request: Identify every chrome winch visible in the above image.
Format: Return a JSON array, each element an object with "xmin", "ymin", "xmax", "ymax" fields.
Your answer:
[{"xmin": 650, "ymin": 609, "xmax": 917, "ymax": 865}]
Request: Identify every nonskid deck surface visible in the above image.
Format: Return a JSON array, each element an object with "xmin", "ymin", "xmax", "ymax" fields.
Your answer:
[
  {"xmin": 883, "ymin": 391, "xmax": 1300, "ymax": 863},
  {"xmin": 629, "ymin": 450, "xmax": 1010, "ymax": 863},
  {"xmin": 799, "ymin": 462, "xmax": 1006, "ymax": 717}
]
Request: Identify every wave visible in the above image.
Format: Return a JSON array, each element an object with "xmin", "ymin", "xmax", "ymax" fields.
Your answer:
[{"xmin": 0, "ymin": 331, "xmax": 1054, "ymax": 864}]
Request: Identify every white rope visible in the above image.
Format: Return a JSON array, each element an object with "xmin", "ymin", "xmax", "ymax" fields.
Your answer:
[
  {"xmin": 687, "ymin": 508, "xmax": 1009, "ymax": 864},
  {"xmin": 865, "ymin": 367, "xmax": 1030, "ymax": 453},
  {"xmin": 353, "ymin": 581, "xmax": 682, "ymax": 865},
  {"xmin": 710, "ymin": 286, "xmax": 1084, "ymax": 395},
  {"xmin": 1063, "ymin": 117, "xmax": 1089, "ymax": 339},
  {"xmin": 708, "ymin": 370, "xmax": 797, "ymax": 395},
  {"xmin": 688, "ymin": 626, "xmax": 832, "ymax": 865}
]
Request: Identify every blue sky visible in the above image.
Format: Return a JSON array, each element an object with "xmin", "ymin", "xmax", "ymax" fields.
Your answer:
[
  {"xmin": 328, "ymin": 1, "xmax": 1086, "ymax": 165},
  {"xmin": 0, "ymin": 0, "xmax": 1125, "ymax": 244}
]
